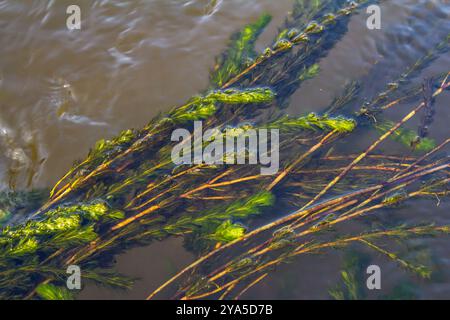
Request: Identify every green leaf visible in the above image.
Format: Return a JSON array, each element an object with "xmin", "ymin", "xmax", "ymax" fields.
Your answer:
[
  {"xmin": 170, "ymin": 88, "xmax": 275, "ymax": 123},
  {"xmin": 212, "ymin": 13, "xmax": 272, "ymax": 86},
  {"xmin": 7, "ymin": 237, "xmax": 39, "ymax": 256},
  {"xmin": 205, "ymin": 87, "xmax": 275, "ymax": 105},
  {"xmin": 375, "ymin": 120, "xmax": 436, "ymax": 153},
  {"xmin": 3, "ymin": 215, "xmax": 82, "ymax": 239},
  {"xmin": 267, "ymin": 113, "xmax": 356, "ymax": 133},
  {"xmin": 36, "ymin": 283, "xmax": 74, "ymax": 300},
  {"xmin": 51, "ymin": 226, "xmax": 97, "ymax": 247},
  {"xmin": 299, "ymin": 64, "xmax": 320, "ymax": 82},
  {"xmin": 207, "ymin": 220, "xmax": 246, "ymax": 243},
  {"xmin": 224, "ymin": 191, "xmax": 275, "ymax": 219},
  {"xmin": 329, "ymin": 250, "xmax": 369, "ymax": 300},
  {"xmin": 0, "ymin": 209, "xmax": 10, "ymax": 227},
  {"xmin": 90, "ymin": 129, "xmax": 136, "ymax": 159}
]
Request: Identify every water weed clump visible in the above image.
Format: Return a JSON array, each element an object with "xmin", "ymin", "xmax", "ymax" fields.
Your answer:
[
  {"xmin": 212, "ymin": 13, "xmax": 272, "ymax": 87},
  {"xmin": 375, "ymin": 120, "xmax": 436, "ymax": 153},
  {"xmin": 266, "ymin": 113, "xmax": 356, "ymax": 133},
  {"xmin": 0, "ymin": 0, "xmax": 449, "ymax": 300}
]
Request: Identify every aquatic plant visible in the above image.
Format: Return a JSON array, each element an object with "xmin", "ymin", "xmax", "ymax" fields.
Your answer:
[
  {"xmin": 212, "ymin": 13, "xmax": 272, "ymax": 87},
  {"xmin": 266, "ymin": 113, "xmax": 356, "ymax": 133},
  {"xmin": 36, "ymin": 283, "xmax": 74, "ymax": 300},
  {"xmin": 375, "ymin": 120, "xmax": 436, "ymax": 153},
  {"xmin": 0, "ymin": 0, "xmax": 449, "ymax": 300},
  {"xmin": 329, "ymin": 250, "xmax": 370, "ymax": 300}
]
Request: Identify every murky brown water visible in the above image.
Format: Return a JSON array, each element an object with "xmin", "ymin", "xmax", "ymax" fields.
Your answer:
[
  {"xmin": 1, "ymin": 0, "xmax": 449, "ymax": 299},
  {"xmin": 0, "ymin": 0, "xmax": 294, "ymax": 190}
]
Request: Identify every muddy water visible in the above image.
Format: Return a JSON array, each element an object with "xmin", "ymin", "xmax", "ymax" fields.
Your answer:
[
  {"xmin": 1, "ymin": 0, "xmax": 449, "ymax": 299},
  {"xmin": 0, "ymin": 0, "xmax": 293, "ymax": 189}
]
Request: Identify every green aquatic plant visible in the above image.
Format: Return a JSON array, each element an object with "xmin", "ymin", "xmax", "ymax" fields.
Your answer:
[
  {"xmin": 330, "ymin": 249, "xmax": 432, "ymax": 300},
  {"xmin": 90, "ymin": 129, "xmax": 136, "ymax": 159},
  {"xmin": 212, "ymin": 13, "xmax": 272, "ymax": 87},
  {"xmin": 329, "ymin": 251, "xmax": 369, "ymax": 300},
  {"xmin": 169, "ymin": 87, "xmax": 275, "ymax": 123},
  {"xmin": 0, "ymin": 209, "xmax": 10, "ymax": 227},
  {"xmin": 205, "ymin": 87, "xmax": 276, "ymax": 104},
  {"xmin": 266, "ymin": 113, "xmax": 356, "ymax": 133},
  {"xmin": 0, "ymin": 0, "xmax": 449, "ymax": 300},
  {"xmin": 292, "ymin": 0, "xmax": 324, "ymax": 22},
  {"xmin": 36, "ymin": 283, "xmax": 74, "ymax": 300},
  {"xmin": 207, "ymin": 220, "xmax": 246, "ymax": 243},
  {"xmin": 169, "ymin": 102, "xmax": 217, "ymax": 123},
  {"xmin": 7, "ymin": 237, "xmax": 39, "ymax": 257},
  {"xmin": 2, "ymin": 215, "xmax": 82, "ymax": 240},
  {"xmin": 0, "ymin": 202, "xmax": 123, "ymax": 262},
  {"xmin": 382, "ymin": 282, "xmax": 418, "ymax": 300},
  {"xmin": 44, "ymin": 0, "xmax": 366, "ymax": 210},
  {"xmin": 382, "ymin": 190, "xmax": 408, "ymax": 207},
  {"xmin": 375, "ymin": 120, "xmax": 436, "ymax": 153},
  {"xmin": 162, "ymin": 191, "xmax": 274, "ymax": 238},
  {"xmin": 298, "ymin": 63, "xmax": 320, "ymax": 82},
  {"xmin": 145, "ymin": 58, "xmax": 450, "ymax": 300}
]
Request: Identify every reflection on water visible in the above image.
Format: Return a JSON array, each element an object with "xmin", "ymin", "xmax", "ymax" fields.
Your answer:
[{"xmin": 0, "ymin": 0, "xmax": 449, "ymax": 299}]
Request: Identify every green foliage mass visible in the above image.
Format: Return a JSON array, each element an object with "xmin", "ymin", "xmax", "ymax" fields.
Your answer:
[
  {"xmin": 36, "ymin": 283, "xmax": 74, "ymax": 300},
  {"xmin": 267, "ymin": 113, "xmax": 356, "ymax": 133},
  {"xmin": 169, "ymin": 87, "xmax": 275, "ymax": 123},
  {"xmin": 90, "ymin": 129, "xmax": 136, "ymax": 159},
  {"xmin": 205, "ymin": 87, "xmax": 275, "ymax": 105},
  {"xmin": 1, "ymin": 0, "xmax": 448, "ymax": 300},
  {"xmin": 0, "ymin": 209, "xmax": 10, "ymax": 227},
  {"xmin": 2, "ymin": 215, "xmax": 81, "ymax": 239},
  {"xmin": 375, "ymin": 120, "xmax": 436, "ymax": 153},
  {"xmin": 298, "ymin": 63, "xmax": 320, "ymax": 82},
  {"xmin": 44, "ymin": 202, "xmax": 124, "ymax": 221},
  {"xmin": 292, "ymin": 0, "xmax": 323, "ymax": 20},
  {"xmin": 0, "ymin": 203, "xmax": 123, "ymax": 258},
  {"xmin": 182, "ymin": 192, "xmax": 275, "ymax": 253},
  {"xmin": 382, "ymin": 190, "xmax": 408, "ymax": 207},
  {"xmin": 212, "ymin": 13, "xmax": 272, "ymax": 87},
  {"xmin": 220, "ymin": 191, "xmax": 275, "ymax": 220},
  {"xmin": 170, "ymin": 102, "xmax": 217, "ymax": 123},
  {"xmin": 329, "ymin": 251, "xmax": 369, "ymax": 300},
  {"xmin": 160, "ymin": 192, "xmax": 275, "ymax": 238},
  {"xmin": 207, "ymin": 220, "xmax": 246, "ymax": 243}
]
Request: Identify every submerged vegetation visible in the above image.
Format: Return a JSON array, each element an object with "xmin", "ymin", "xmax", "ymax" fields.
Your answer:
[{"xmin": 0, "ymin": 0, "xmax": 449, "ymax": 300}]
